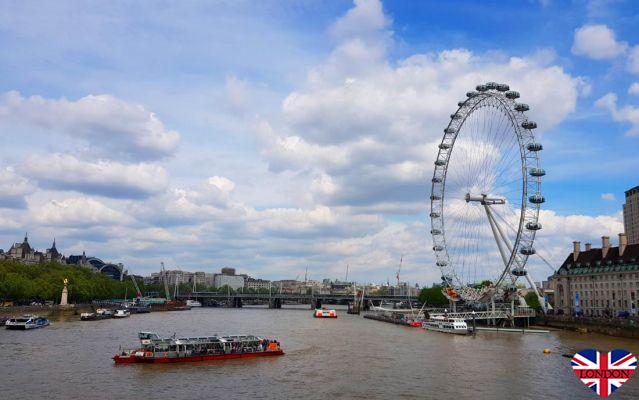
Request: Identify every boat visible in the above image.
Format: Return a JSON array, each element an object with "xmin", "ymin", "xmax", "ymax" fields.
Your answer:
[
  {"xmin": 80, "ymin": 312, "xmax": 96, "ymax": 321},
  {"xmin": 113, "ymin": 332, "xmax": 284, "ymax": 364},
  {"xmin": 81, "ymin": 308, "xmax": 113, "ymax": 321},
  {"xmin": 150, "ymin": 299, "xmax": 191, "ymax": 312},
  {"xmin": 5, "ymin": 315, "xmax": 50, "ymax": 330},
  {"xmin": 421, "ymin": 316, "xmax": 470, "ymax": 335},
  {"xmin": 186, "ymin": 299, "xmax": 202, "ymax": 307},
  {"xmin": 314, "ymin": 308, "xmax": 337, "ymax": 318},
  {"xmin": 114, "ymin": 309, "xmax": 131, "ymax": 318},
  {"xmin": 99, "ymin": 308, "xmax": 114, "ymax": 318},
  {"xmin": 125, "ymin": 303, "xmax": 151, "ymax": 314}
]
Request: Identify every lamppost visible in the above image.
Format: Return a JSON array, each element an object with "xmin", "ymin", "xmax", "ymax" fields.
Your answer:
[{"xmin": 471, "ymin": 310, "xmax": 476, "ymax": 336}]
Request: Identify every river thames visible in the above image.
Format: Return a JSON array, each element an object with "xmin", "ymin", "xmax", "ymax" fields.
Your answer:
[{"xmin": 2, "ymin": 307, "xmax": 638, "ymax": 400}]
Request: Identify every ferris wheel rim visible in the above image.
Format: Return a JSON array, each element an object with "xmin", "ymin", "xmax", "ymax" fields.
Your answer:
[{"xmin": 429, "ymin": 83, "xmax": 544, "ymax": 302}]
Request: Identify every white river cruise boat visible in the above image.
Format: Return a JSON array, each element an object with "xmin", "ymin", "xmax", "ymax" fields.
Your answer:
[
  {"xmin": 422, "ymin": 316, "xmax": 470, "ymax": 335},
  {"xmin": 5, "ymin": 315, "xmax": 50, "ymax": 330}
]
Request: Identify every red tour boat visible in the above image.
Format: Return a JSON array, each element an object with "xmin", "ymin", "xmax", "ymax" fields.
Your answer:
[{"xmin": 113, "ymin": 332, "xmax": 284, "ymax": 364}]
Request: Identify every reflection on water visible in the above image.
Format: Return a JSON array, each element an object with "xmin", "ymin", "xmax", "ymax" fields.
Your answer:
[{"xmin": 1, "ymin": 307, "xmax": 638, "ymax": 399}]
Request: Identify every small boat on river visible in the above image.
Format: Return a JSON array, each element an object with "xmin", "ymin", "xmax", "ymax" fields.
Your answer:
[
  {"xmin": 114, "ymin": 309, "xmax": 131, "ymax": 318},
  {"xmin": 422, "ymin": 316, "xmax": 470, "ymax": 335},
  {"xmin": 81, "ymin": 308, "xmax": 114, "ymax": 321},
  {"xmin": 5, "ymin": 315, "xmax": 50, "ymax": 330},
  {"xmin": 186, "ymin": 300, "xmax": 202, "ymax": 307},
  {"xmin": 314, "ymin": 308, "xmax": 337, "ymax": 318},
  {"xmin": 113, "ymin": 332, "xmax": 284, "ymax": 364}
]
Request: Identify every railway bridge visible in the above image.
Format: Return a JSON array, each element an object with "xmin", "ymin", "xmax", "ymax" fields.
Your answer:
[{"xmin": 177, "ymin": 292, "xmax": 415, "ymax": 309}]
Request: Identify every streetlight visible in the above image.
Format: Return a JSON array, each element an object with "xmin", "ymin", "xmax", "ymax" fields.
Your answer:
[{"xmin": 471, "ymin": 310, "xmax": 476, "ymax": 336}]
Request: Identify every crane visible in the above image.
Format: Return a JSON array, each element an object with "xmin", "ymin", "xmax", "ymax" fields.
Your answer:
[
  {"xmin": 396, "ymin": 255, "xmax": 403, "ymax": 287},
  {"xmin": 161, "ymin": 262, "xmax": 171, "ymax": 300},
  {"xmin": 129, "ymin": 273, "xmax": 142, "ymax": 299}
]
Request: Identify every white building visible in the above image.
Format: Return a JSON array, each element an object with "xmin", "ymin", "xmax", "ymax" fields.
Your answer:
[{"xmin": 214, "ymin": 274, "xmax": 245, "ymax": 290}]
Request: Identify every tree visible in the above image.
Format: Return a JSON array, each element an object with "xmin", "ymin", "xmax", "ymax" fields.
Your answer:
[
  {"xmin": 418, "ymin": 285, "xmax": 448, "ymax": 306},
  {"xmin": 524, "ymin": 291, "xmax": 542, "ymax": 311}
]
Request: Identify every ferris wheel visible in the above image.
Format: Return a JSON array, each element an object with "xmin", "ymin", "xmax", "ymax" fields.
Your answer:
[{"xmin": 429, "ymin": 82, "xmax": 545, "ymax": 305}]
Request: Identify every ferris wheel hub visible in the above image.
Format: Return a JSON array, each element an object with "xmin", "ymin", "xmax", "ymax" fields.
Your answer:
[{"xmin": 464, "ymin": 193, "xmax": 506, "ymax": 205}]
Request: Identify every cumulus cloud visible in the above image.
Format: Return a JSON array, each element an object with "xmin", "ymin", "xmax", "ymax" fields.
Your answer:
[
  {"xmin": 0, "ymin": 91, "xmax": 180, "ymax": 161},
  {"xmin": 571, "ymin": 24, "xmax": 627, "ymax": 60},
  {"xmin": 34, "ymin": 197, "xmax": 132, "ymax": 227},
  {"xmin": 259, "ymin": 15, "xmax": 581, "ymax": 209},
  {"xmin": 595, "ymin": 93, "xmax": 639, "ymax": 136},
  {"xmin": 132, "ymin": 176, "xmax": 241, "ymax": 226},
  {"xmin": 0, "ymin": 167, "xmax": 34, "ymax": 209},
  {"xmin": 601, "ymin": 193, "xmax": 615, "ymax": 201},
  {"xmin": 23, "ymin": 154, "xmax": 169, "ymax": 199},
  {"xmin": 330, "ymin": 0, "xmax": 391, "ymax": 41},
  {"xmin": 628, "ymin": 82, "xmax": 639, "ymax": 95}
]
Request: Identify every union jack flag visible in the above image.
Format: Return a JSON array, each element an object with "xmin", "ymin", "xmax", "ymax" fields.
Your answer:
[{"xmin": 571, "ymin": 349, "xmax": 637, "ymax": 398}]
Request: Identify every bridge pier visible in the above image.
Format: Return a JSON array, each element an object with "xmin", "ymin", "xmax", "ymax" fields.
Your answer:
[
  {"xmin": 269, "ymin": 298, "xmax": 282, "ymax": 309},
  {"xmin": 233, "ymin": 297, "xmax": 243, "ymax": 308},
  {"xmin": 311, "ymin": 298, "xmax": 322, "ymax": 310}
]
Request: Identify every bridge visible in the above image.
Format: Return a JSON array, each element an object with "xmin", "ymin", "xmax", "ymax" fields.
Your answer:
[{"xmin": 178, "ymin": 291, "xmax": 415, "ymax": 309}]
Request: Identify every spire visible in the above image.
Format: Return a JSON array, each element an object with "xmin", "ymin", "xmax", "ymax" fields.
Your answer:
[
  {"xmin": 24, "ymin": 232, "xmax": 28, "ymax": 244},
  {"xmin": 52, "ymin": 237, "xmax": 57, "ymax": 250}
]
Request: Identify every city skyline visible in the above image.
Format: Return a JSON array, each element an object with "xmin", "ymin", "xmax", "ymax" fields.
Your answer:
[{"xmin": 1, "ymin": 0, "xmax": 638, "ymax": 285}]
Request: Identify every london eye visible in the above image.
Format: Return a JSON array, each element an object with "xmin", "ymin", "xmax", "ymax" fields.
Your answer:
[{"xmin": 429, "ymin": 82, "xmax": 546, "ymax": 306}]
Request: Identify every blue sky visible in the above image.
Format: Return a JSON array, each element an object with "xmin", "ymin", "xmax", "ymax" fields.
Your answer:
[{"xmin": 0, "ymin": 0, "xmax": 638, "ymax": 285}]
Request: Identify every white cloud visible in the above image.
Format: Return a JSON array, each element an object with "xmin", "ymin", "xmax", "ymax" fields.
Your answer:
[
  {"xmin": 34, "ymin": 197, "xmax": 132, "ymax": 227},
  {"xmin": 0, "ymin": 167, "xmax": 34, "ymax": 209},
  {"xmin": 0, "ymin": 91, "xmax": 180, "ymax": 161},
  {"xmin": 628, "ymin": 46, "xmax": 639, "ymax": 74},
  {"xmin": 260, "ymin": 38, "xmax": 580, "ymax": 209},
  {"xmin": 23, "ymin": 154, "xmax": 169, "ymax": 199},
  {"xmin": 601, "ymin": 193, "xmax": 616, "ymax": 201},
  {"xmin": 628, "ymin": 82, "xmax": 639, "ymax": 95},
  {"xmin": 329, "ymin": 0, "xmax": 391, "ymax": 41},
  {"xmin": 595, "ymin": 93, "xmax": 639, "ymax": 136},
  {"xmin": 571, "ymin": 24, "xmax": 627, "ymax": 60}
]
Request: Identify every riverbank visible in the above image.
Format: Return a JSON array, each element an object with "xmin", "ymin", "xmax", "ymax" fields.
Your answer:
[
  {"xmin": 534, "ymin": 315, "xmax": 639, "ymax": 339},
  {"xmin": 0, "ymin": 304, "xmax": 94, "ymax": 318}
]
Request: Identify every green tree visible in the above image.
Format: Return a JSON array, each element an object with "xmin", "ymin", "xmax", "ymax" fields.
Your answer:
[
  {"xmin": 524, "ymin": 291, "xmax": 542, "ymax": 311},
  {"xmin": 418, "ymin": 285, "xmax": 448, "ymax": 306}
]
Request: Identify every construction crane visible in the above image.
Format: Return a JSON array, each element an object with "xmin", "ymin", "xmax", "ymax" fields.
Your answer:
[
  {"xmin": 161, "ymin": 262, "xmax": 171, "ymax": 300},
  {"xmin": 396, "ymin": 255, "xmax": 403, "ymax": 287},
  {"xmin": 129, "ymin": 273, "xmax": 142, "ymax": 299}
]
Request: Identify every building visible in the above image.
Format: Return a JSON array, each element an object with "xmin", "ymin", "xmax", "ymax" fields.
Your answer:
[
  {"xmin": 214, "ymin": 274, "xmax": 244, "ymax": 290},
  {"xmin": 0, "ymin": 234, "xmax": 65, "ymax": 264},
  {"xmin": 245, "ymin": 277, "xmax": 271, "ymax": 291},
  {"xmin": 553, "ymin": 234, "xmax": 639, "ymax": 317},
  {"xmin": 624, "ymin": 185, "xmax": 639, "ymax": 245}
]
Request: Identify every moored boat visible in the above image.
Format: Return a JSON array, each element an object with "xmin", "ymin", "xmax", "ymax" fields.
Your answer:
[
  {"xmin": 81, "ymin": 312, "xmax": 97, "ymax": 321},
  {"xmin": 186, "ymin": 299, "xmax": 202, "ymax": 307},
  {"xmin": 314, "ymin": 308, "xmax": 337, "ymax": 318},
  {"xmin": 5, "ymin": 315, "xmax": 50, "ymax": 330},
  {"xmin": 114, "ymin": 309, "xmax": 131, "ymax": 318},
  {"xmin": 113, "ymin": 332, "xmax": 284, "ymax": 364},
  {"xmin": 81, "ymin": 308, "xmax": 113, "ymax": 321},
  {"xmin": 422, "ymin": 316, "xmax": 469, "ymax": 335}
]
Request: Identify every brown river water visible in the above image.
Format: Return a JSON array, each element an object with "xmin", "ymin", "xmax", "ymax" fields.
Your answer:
[{"xmin": 1, "ymin": 306, "xmax": 638, "ymax": 400}]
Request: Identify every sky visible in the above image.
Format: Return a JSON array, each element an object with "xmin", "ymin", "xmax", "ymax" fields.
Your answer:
[{"xmin": 0, "ymin": 0, "xmax": 638, "ymax": 285}]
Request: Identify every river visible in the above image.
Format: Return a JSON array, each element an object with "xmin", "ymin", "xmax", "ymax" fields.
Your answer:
[{"xmin": 1, "ymin": 307, "xmax": 638, "ymax": 399}]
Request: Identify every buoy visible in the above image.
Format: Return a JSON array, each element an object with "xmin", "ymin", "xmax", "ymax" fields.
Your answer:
[{"xmin": 543, "ymin": 348, "xmax": 551, "ymax": 354}]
